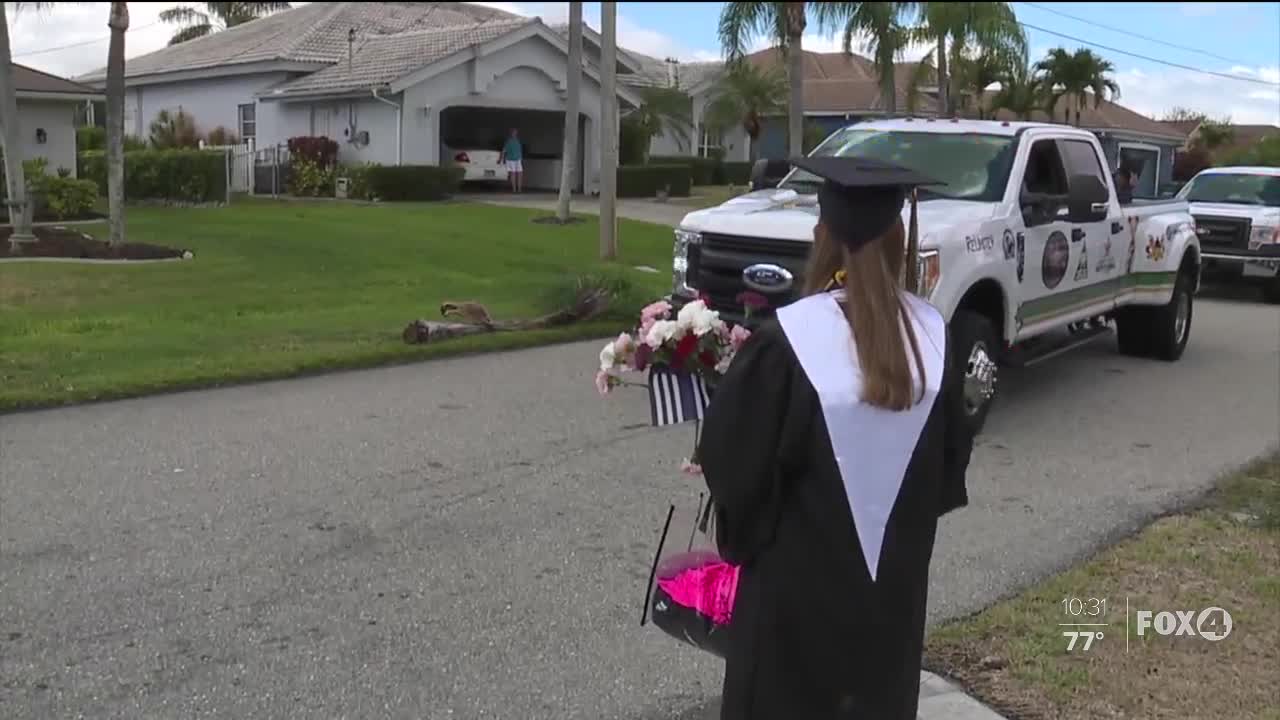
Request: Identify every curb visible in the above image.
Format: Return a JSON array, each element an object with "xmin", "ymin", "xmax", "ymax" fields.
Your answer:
[
  {"xmin": 917, "ymin": 672, "xmax": 1009, "ymax": 720},
  {"xmin": 0, "ymin": 252, "xmax": 193, "ymax": 266}
]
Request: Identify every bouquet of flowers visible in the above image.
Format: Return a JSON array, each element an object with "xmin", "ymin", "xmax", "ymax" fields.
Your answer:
[{"xmin": 592, "ymin": 295, "xmax": 760, "ymax": 658}]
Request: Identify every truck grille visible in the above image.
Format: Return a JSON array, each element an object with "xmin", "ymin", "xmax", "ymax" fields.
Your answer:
[
  {"xmin": 689, "ymin": 233, "xmax": 811, "ymax": 321},
  {"xmin": 1193, "ymin": 215, "xmax": 1250, "ymax": 251}
]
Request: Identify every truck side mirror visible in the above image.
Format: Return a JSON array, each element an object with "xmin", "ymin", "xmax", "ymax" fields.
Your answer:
[{"xmin": 1068, "ymin": 174, "xmax": 1109, "ymax": 223}]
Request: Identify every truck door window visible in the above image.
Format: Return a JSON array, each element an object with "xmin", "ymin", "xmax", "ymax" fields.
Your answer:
[
  {"xmin": 1022, "ymin": 139, "xmax": 1069, "ymax": 223},
  {"xmin": 1061, "ymin": 140, "xmax": 1109, "ymax": 195}
]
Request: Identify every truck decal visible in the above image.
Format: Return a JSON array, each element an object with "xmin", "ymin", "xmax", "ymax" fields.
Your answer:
[
  {"xmin": 967, "ymin": 235, "xmax": 995, "ymax": 253},
  {"xmin": 1016, "ymin": 232, "xmax": 1026, "ymax": 283},
  {"xmin": 1145, "ymin": 234, "xmax": 1167, "ymax": 262},
  {"xmin": 1042, "ymin": 231, "xmax": 1070, "ymax": 289},
  {"xmin": 1074, "ymin": 242, "xmax": 1089, "ymax": 282},
  {"xmin": 1095, "ymin": 237, "xmax": 1117, "ymax": 274},
  {"xmin": 1018, "ymin": 271, "xmax": 1177, "ymax": 326},
  {"xmin": 1002, "ymin": 229, "xmax": 1016, "ymax": 261}
]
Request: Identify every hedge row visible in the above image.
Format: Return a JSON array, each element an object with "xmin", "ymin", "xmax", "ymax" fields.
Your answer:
[
  {"xmin": 617, "ymin": 164, "xmax": 692, "ymax": 198},
  {"xmin": 638, "ymin": 156, "xmax": 755, "ymax": 186},
  {"xmin": 721, "ymin": 161, "xmax": 753, "ymax": 185},
  {"xmin": 78, "ymin": 149, "xmax": 227, "ymax": 203},
  {"xmin": 366, "ymin": 165, "xmax": 465, "ymax": 201}
]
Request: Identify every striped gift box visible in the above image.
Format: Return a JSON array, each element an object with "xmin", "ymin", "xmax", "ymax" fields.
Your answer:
[{"xmin": 648, "ymin": 364, "xmax": 711, "ymax": 427}]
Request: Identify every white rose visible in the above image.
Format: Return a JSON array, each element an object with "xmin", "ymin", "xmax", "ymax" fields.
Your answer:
[
  {"xmin": 678, "ymin": 301, "xmax": 720, "ymax": 336},
  {"xmin": 599, "ymin": 340, "xmax": 617, "ymax": 370},
  {"xmin": 645, "ymin": 319, "xmax": 680, "ymax": 348}
]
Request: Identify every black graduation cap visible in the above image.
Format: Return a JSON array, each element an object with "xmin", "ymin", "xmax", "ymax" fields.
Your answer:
[{"xmin": 790, "ymin": 156, "xmax": 944, "ymax": 252}]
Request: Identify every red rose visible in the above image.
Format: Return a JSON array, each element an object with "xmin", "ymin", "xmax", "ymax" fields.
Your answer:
[
  {"xmin": 673, "ymin": 333, "xmax": 698, "ymax": 363},
  {"xmin": 699, "ymin": 350, "xmax": 717, "ymax": 369}
]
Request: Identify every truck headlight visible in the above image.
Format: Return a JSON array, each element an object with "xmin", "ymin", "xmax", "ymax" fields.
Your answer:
[
  {"xmin": 916, "ymin": 249, "xmax": 941, "ymax": 298},
  {"xmin": 673, "ymin": 229, "xmax": 701, "ymax": 297},
  {"xmin": 1249, "ymin": 225, "xmax": 1279, "ymax": 249}
]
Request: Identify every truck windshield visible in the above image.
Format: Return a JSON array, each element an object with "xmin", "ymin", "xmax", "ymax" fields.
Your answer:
[
  {"xmin": 1178, "ymin": 174, "xmax": 1280, "ymax": 206},
  {"xmin": 780, "ymin": 128, "xmax": 1016, "ymax": 201}
]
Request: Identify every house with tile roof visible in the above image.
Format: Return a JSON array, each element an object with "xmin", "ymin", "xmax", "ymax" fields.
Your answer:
[
  {"xmin": 6, "ymin": 63, "xmax": 103, "ymax": 179},
  {"xmin": 76, "ymin": 2, "xmax": 646, "ymax": 193}
]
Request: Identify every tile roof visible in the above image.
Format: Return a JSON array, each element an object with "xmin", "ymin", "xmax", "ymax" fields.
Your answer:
[
  {"xmin": 261, "ymin": 19, "xmax": 534, "ymax": 98},
  {"xmin": 78, "ymin": 2, "xmax": 518, "ymax": 83},
  {"xmin": 13, "ymin": 63, "xmax": 100, "ymax": 95},
  {"xmin": 965, "ymin": 93, "xmax": 1189, "ymax": 142}
]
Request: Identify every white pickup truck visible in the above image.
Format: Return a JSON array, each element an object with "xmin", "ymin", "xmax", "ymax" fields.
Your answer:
[
  {"xmin": 669, "ymin": 119, "xmax": 1201, "ymax": 434},
  {"xmin": 1176, "ymin": 166, "xmax": 1280, "ymax": 303}
]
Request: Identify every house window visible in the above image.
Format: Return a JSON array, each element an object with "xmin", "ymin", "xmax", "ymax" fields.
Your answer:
[
  {"xmin": 698, "ymin": 124, "xmax": 722, "ymax": 158},
  {"xmin": 238, "ymin": 103, "xmax": 256, "ymax": 140}
]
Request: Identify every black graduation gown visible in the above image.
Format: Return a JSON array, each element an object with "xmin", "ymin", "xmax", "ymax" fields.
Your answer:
[{"xmin": 698, "ymin": 318, "xmax": 972, "ymax": 720}]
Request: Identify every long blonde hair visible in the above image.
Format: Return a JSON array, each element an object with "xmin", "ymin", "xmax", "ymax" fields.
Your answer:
[{"xmin": 803, "ymin": 217, "xmax": 926, "ymax": 411}]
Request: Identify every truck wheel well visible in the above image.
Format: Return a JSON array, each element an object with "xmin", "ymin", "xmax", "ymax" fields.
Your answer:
[
  {"xmin": 1181, "ymin": 246, "xmax": 1202, "ymax": 292},
  {"xmin": 956, "ymin": 280, "xmax": 1006, "ymax": 342}
]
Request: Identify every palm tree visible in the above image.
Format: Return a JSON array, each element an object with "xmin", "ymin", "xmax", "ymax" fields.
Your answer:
[
  {"xmin": 989, "ymin": 58, "xmax": 1045, "ymax": 120},
  {"xmin": 702, "ymin": 62, "xmax": 787, "ymax": 162},
  {"xmin": 902, "ymin": 47, "xmax": 936, "ymax": 115},
  {"xmin": 718, "ymin": 2, "xmax": 814, "ymax": 159},
  {"xmin": 952, "ymin": 46, "xmax": 1018, "ymax": 119},
  {"xmin": 630, "ymin": 88, "xmax": 693, "ymax": 163},
  {"xmin": 599, "ymin": 1, "xmax": 618, "ymax": 260},
  {"xmin": 160, "ymin": 2, "xmax": 291, "ymax": 46},
  {"xmin": 912, "ymin": 2, "xmax": 1024, "ymax": 117},
  {"xmin": 818, "ymin": 2, "xmax": 914, "ymax": 116},
  {"xmin": 106, "ymin": 1, "xmax": 128, "ymax": 247},
  {"xmin": 1035, "ymin": 47, "xmax": 1120, "ymax": 127},
  {"xmin": 556, "ymin": 1, "xmax": 583, "ymax": 222}
]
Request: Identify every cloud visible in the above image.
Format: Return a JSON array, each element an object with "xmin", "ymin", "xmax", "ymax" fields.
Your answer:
[
  {"xmin": 1114, "ymin": 65, "xmax": 1280, "ymax": 125},
  {"xmin": 746, "ymin": 31, "xmax": 933, "ymax": 62},
  {"xmin": 7, "ymin": 2, "xmax": 196, "ymax": 78},
  {"xmin": 1179, "ymin": 2, "xmax": 1251, "ymax": 17},
  {"xmin": 472, "ymin": 2, "xmax": 718, "ymax": 62}
]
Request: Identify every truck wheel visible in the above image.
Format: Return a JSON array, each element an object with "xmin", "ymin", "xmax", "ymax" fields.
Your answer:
[
  {"xmin": 1148, "ymin": 268, "xmax": 1194, "ymax": 361},
  {"xmin": 952, "ymin": 310, "xmax": 999, "ymax": 437}
]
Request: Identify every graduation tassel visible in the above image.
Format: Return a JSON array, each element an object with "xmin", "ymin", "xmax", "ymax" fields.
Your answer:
[{"xmin": 904, "ymin": 188, "xmax": 921, "ymax": 294}]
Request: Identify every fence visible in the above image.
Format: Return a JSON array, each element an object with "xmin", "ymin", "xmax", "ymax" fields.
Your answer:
[
  {"xmin": 201, "ymin": 142, "xmax": 255, "ymax": 194},
  {"xmin": 252, "ymin": 144, "xmax": 293, "ymax": 196}
]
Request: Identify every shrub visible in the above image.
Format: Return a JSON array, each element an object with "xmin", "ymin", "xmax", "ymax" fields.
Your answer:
[
  {"xmin": 619, "ymin": 115, "xmax": 649, "ymax": 166},
  {"xmin": 77, "ymin": 126, "xmax": 106, "ymax": 152},
  {"xmin": 648, "ymin": 155, "xmax": 718, "ymax": 185},
  {"xmin": 1173, "ymin": 147, "xmax": 1212, "ymax": 182},
  {"xmin": 338, "ymin": 162, "xmax": 379, "ymax": 200},
  {"xmin": 288, "ymin": 136, "xmax": 339, "ymax": 168},
  {"xmin": 287, "ymin": 158, "xmax": 336, "ymax": 197},
  {"xmin": 149, "ymin": 109, "xmax": 203, "ymax": 149},
  {"xmin": 721, "ymin": 161, "xmax": 753, "ymax": 185},
  {"xmin": 206, "ymin": 126, "xmax": 240, "ymax": 146},
  {"xmin": 617, "ymin": 164, "xmax": 692, "ymax": 198},
  {"xmin": 40, "ymin": 176, "xmax": 99, "ymax": 220},
  {"xmin": 78, "ymin": 149, "xmax": 227, "ymax": 203},
  {"xmin": 366, "ymin": 165, "xmax": 464, "ymax": 201}
]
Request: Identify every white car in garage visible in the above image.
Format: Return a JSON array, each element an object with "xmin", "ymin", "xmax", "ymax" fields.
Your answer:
[{"xmin": 445, "ymin": 146, "xmax": 508, "ymax": 184}]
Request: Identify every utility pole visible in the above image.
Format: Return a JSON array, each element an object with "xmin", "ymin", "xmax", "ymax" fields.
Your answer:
[{"xmin": 599, "ymin": 1, "xmax": 618, "ymax": 260}]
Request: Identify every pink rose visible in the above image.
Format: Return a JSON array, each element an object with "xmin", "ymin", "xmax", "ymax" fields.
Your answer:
[
  {"xmin": 680, "ymin": 459, "xmax": 703, "ymax": 475},
  {"xmin": 640, "ymin": 300, "xmax": 672, "ymax": 324},
  {"xmin": 613, "ymin": 332, "xmax": 635, "ymax": 357},
  {"xmin": 729, "ymin": 324, "xmax": 752, "ymax": 352},
  {"xmin": 595, "ymin": 370, "xmax": 612, "ymax": 396}
]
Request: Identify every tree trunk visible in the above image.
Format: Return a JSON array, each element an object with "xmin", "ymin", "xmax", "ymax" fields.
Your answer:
[
  {"xmin": 107, "ymin": 2, "xmax": 129, "ymax": 247},
  {"xmin": 882, "ymin": 47, "xmax": 897, "ymax": 115},
  {"xmin": 599, "ymin": 1, "xmax": 618, "ymax": 261},
  {"xmin": 936, "ymin": 36, "xmax": 949, "ymax": 118},
  {"xmin": 786, "ymin": 2, "xmax": 805, "ymax": 159},
  {"xmin": 404, "ymin": 288, "xmax": 611, "ymax": 344},
  {"xmin": 0, "ymin": 3, "xmax": 34, "ymax": 249},
  {"xmin": 556, "ymin": 2, "xmax": 583, "ymax": 221}
]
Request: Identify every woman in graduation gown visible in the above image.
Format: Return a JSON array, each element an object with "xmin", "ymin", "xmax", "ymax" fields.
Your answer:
[{"xmin": 698, "ymin": 156, "xmax": 974, "ymax": 720}]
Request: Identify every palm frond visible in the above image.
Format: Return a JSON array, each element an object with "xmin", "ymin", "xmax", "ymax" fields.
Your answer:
[
  {"xmin": 718, "ymin": 2, "xmax": 781, "ymax": 61},
  {"xmin": 168, "ymin": 23, "xmax": 213, "ymax": 46},
  {"xmin": 159, "ymin": 6, "xmax": 211, "ymax": 25},
  {"xmin": 905, "ymin": 47, "xmax": 936, "ymax": 114}
]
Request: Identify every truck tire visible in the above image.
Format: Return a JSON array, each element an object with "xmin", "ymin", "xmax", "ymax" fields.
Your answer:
[
  {"xmin": 951, "ymin": 310, "xmax": 999, "ymax": 437},
  {"xmin": 1116, "ymin": 268, "xmax": 1194, "ymax": 361}
]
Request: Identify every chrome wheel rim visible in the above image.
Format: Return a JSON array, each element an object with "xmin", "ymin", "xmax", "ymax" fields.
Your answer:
[
  {"xmin": 963, "ymin": 342, "xmax": 998, "ymax": 418},
  {"xmin": 1174, "ymin": 289, "xmax": 1190, "ymax": 344}
]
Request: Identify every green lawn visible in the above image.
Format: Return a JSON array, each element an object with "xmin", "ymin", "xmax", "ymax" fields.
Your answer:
[{"xmin": 0, "ymin": 198, "xmax": 675, "ymax": 411}]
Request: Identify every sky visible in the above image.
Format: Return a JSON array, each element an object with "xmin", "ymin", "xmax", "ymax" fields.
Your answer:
[{"xmin": 7, "ymin": 1, "xmax": 1279, "ymax": 124}]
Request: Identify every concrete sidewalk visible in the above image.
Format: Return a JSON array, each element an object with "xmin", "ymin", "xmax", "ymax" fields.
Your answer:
[
  {"xmin": 677, "ymin": 672, "xmax": 1007, "ymax": 720},
  {"xmin": 468, "ymin": 191, "xmax": 694, "ymax": 227}
]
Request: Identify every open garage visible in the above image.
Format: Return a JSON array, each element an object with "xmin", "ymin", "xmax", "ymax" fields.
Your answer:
[{"xmin": 440, "ymin": 106, "xmax": 587, "ymax": 192}]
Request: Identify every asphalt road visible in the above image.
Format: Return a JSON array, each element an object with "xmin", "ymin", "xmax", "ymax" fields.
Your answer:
[{"xmin": 1, "ymin": 291, "xmax": 1277, "ymax": 720}]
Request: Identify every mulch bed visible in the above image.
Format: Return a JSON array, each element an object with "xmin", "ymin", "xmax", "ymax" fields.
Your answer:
[
  {"xmin": 0, "ymin": 210, "xmax": 107, "ymax": 224},
  {"xmin": 0, "ymin": 227, "xmax": 187, "ymax": 260}
]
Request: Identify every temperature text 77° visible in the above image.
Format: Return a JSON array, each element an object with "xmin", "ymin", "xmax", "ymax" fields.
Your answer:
[{"xmin": 1063, "ymin": 630, "xmax": 1104, "ymax": 651}]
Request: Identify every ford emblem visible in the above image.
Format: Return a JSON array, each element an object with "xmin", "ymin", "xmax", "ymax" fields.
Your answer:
[{"xmin": 742, "ymin": 263, "xmax": 794, "ymax": 293}]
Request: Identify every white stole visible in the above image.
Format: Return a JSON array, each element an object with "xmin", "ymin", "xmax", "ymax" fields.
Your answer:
[{"xmin": 776, "ymin": 290, "xmax": 947, "ymax": 581}]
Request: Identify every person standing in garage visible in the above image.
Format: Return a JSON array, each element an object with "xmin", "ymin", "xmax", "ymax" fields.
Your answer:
[{"xmin": 500, "ymin": 128, "xmax": 524, "ymax": 194}]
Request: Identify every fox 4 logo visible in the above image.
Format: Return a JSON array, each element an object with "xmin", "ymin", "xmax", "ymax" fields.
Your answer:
[{"xmin": 1135, "ymin": 607, "xmax": 1233, "ymax": 641}]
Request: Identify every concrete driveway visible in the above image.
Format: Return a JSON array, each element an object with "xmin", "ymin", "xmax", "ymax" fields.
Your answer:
[{"xmin": 1, "ymin": 291, "xmax": 1276, "ymax": 719}]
